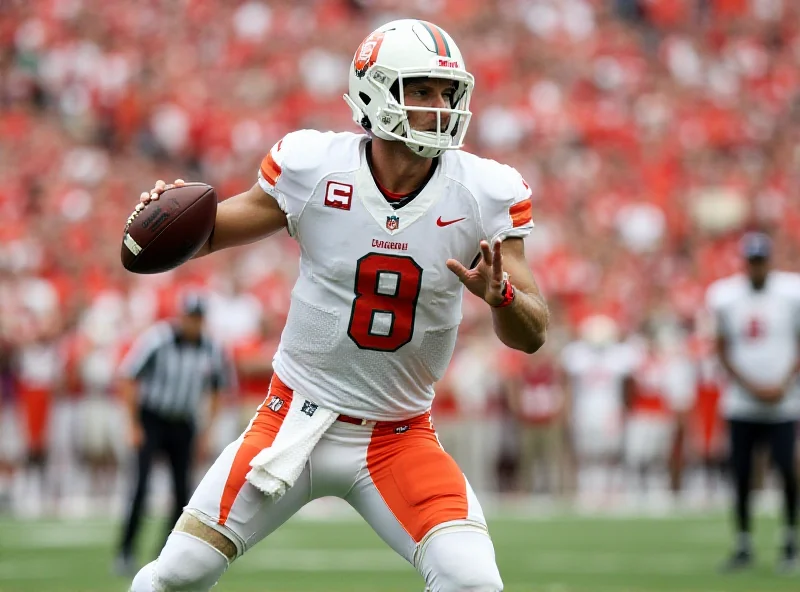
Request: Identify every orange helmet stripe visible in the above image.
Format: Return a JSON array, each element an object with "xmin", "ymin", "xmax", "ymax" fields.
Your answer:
[{"xmin": 420, "ymin": 21, "xmax": 451, "ymax": 57}]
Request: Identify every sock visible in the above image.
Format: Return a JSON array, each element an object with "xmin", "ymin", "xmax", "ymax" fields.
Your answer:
[
  {"xmin": 736, "ymin": 532, "xmax": 752, "ymax": 554},
  {"xmin": 784, "ymin": 528, "xmax": 797, "ymax": 550}
]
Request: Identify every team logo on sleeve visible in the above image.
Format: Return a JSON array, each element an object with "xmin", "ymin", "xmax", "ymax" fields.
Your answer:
[
  {"xmin": 265, "ymin": 396, "xmax": 284, "ymax": 413},
  {"xmin": 386, "ymin": 215, "xmax": 400, "ymax": 231},
  {"xmin": 354, "ymin": 31, "xmax": 385, "ymax": 79}
]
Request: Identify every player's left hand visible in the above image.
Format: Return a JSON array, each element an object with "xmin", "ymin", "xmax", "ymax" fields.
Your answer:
[
  {"xmin": 447, "ymin": 239, "xmax": 506, "ymax": 307},
  {"xmin": 751, "ymin": 384, "xmax": 785, "ymax": 404}
]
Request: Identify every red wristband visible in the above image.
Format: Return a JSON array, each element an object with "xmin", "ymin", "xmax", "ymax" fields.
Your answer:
[{"xmin": 492, "ymin": 280, "xmax": 515, "ymax": 308}]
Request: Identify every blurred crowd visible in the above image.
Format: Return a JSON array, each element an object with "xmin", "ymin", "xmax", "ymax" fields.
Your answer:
[{"xmin": 1, "ymin": 0, "xmax": 799, "ymax": 513}]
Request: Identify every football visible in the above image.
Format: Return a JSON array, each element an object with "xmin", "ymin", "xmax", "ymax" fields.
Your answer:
[{"xmin": 120, "ymin": 183, "xmax": 217, "ymax": 274}]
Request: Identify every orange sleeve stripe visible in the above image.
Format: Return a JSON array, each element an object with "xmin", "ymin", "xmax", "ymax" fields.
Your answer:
[
  {"xmin": 259, "ymin": 151, "xmax": 282, "ymax": 186},
  {"xmin": 510, "ymin": 199, "xmax": 533, "ymax": 227}
]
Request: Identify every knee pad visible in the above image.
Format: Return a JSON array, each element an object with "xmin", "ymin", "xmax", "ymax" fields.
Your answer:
[
  {"xmin": 152, "ymin": 531, "xmax": 229, "ymax": 591},
  {"xmin": 129, "ymin": 561, "xmax": 158, "ymax": 592},
  {"xmin": 418, "ymin": 528, "xmax": 503, "ymax": 592}
]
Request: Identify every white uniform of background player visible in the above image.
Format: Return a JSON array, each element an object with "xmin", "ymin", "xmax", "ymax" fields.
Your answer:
[
  {"xmin": 624, "ymin": 326, "xmax": 696, "ymax": 472},
  {"xmin": 707, "ymin": 272, "xmax": 800, "ymax": 422},
  {"xmin": 130, "ymin": 19, "xmax": 547, "ymax": 592},
  {"xmin": 560, "ymin": 315, "xmax": 638, "ymax": 495}
]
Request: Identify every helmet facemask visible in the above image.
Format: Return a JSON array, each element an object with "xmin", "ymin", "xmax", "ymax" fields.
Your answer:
[{"xmin": 346, "ymin": 66, "xmax": 474, "ymax": 159}]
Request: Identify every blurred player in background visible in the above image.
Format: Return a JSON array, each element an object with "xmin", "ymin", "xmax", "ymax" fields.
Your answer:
[
  {"xmin": 0, "ymin": 335, "xmax": 21, "ymax": 510},
  {"xmin": 625, "ymin": 323, "xmax": 696, "ymax": 499},
  {"xmin": 560, "ymin": 315, "xmax": 638, "ymax": 501},
  {"xmin": 63, "ymin": 295, "xmax": 129, "ymax": 511},
  {"xmin": 16, "ymin": 313, "xmax": 64, "ymax": 515},
  {"xmin": 505, "ymin": 343, "xmax": 567, "ymax": 497},
  {"xmin": 706, "ymin": 232, "xmax": 800, "ymax": 573},
  {"xmin": 128, "ymin": 19, "xmax": 548, "ymax": 592},
  {"xmin": 231, "ymin": 315, "xmax": 277, "ymax": 433},
  {"xmin": 116, "ymin": 294, "xmax": 234, "ymax": 575},
  {"xmin": 687, "ymin": 324, "xmax": 727, "ymax": 499},
  {"xmin": 439, "ymin": 315, "xmax": 506, "ymax": 495}
]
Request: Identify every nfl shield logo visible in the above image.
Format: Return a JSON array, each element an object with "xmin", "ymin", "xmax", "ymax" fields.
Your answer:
[{"xmin": 386, "ymin": 215, "xmax": 400, "ymax": 231}]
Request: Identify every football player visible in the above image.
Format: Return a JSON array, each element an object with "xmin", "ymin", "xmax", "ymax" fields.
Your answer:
[
  {"xmin": 707, "ymin": 232, "xmax": 800, "ymax": 573},
  {"xmin": 128, "ymin": 20, "xmax": 548, "ymax": 592},
  {"xmin": 559, "ymin": 315, "xmax": 638, "ymax": 499}
]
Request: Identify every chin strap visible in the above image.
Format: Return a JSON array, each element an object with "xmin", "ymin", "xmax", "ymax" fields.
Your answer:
[
  {"xmin": 406, "ymin": 143, "xmax": 444, "ymax": 158},
  {"xmin": 405, "ymin": 129, "xmax": 452, "ymax": 158}
]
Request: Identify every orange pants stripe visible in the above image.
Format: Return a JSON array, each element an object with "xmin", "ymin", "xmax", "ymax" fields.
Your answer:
[
  {"xmin": 19, "ymin": 387, "xmax": 51, "ymax": 454},
  {"xmin": 218, "ymin": 376, "xmax": 292, "ymax": 525},
  {"xmin": 366, "ymin": 414, "xmax": 468, "ymax": 542}
]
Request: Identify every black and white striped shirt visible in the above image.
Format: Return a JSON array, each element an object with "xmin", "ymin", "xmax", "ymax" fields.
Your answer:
[{"xmin": 119, "ymin": 322, "xmax": 234, "ymax": 420}]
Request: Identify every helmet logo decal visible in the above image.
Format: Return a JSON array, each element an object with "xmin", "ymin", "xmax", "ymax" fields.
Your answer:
[
  {"xmin": 419, "ymin": 21, "xmax": 451, "ymax": 57},
  {"xmin": 436, "ymin": 58, "xmax": 460, "ymax": 68},
  {"xmin": 354, "ymin": 31, "xmax": 385, "ymax": 79}
]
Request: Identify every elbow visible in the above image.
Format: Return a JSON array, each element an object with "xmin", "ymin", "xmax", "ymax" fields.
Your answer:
[
  {"xmin": 525, "ymin": 334, "xmax": 546, "ymax": 354},
  {"xmin": 516, "ymin": 330, "xmax": 547, "ymax": 355}
]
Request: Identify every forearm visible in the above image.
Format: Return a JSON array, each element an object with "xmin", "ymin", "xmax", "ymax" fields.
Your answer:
[
  {"xmin": 192, "ymin": 197, "xmax": 252, "ymax": 259},
  {"xmin": 120, "ymin": 378, "xmax": 140, "ymax": 425},
  {"xmin": 192, "ymin": 184, "xmax": 288, "ymax": 260},
  {"xmin": 715, "ymin": 334, "xmax": 746, "ymax": 387},
  {"xmin": 491, "ymin": 289, "xmax": 549, "ymax": 354},
  {"xmin": 780, "ymin": 355, "xmax": 800, "ymax": 390},
  {"xmin": 237, "ymin": 359, "xmax": 273, "ymax": 376},
  {"xmin": 206, "ymin": 393, "xmax": 222, "ymax": 426},
  {"xmin": 622, "ymin": 376, "xmax": 635, "ymax": 411},
  {"xmin": 505, "ymin": 381, "xmax": 523, "ymax": 416},
  {"xmin": 192, "ymin": 231, "xmax": 213, "ymax": 259},
  {"xmin": 193, "ymin": 194, "xmax": 268, "ymax": 258},
  {"xmin": 718, "ymin": 350, "xmax": 751, "ymax": 389}
]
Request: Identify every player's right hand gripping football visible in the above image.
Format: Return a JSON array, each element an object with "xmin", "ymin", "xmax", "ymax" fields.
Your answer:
[{"xmin": 138, "ymin": 179, "xmax": 186, "ymax": 208}]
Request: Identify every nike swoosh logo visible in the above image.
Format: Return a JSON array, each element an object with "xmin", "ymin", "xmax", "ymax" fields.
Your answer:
[{"xmin": 436, "ymin": 216, "xmax": 465, "ymax": 227}]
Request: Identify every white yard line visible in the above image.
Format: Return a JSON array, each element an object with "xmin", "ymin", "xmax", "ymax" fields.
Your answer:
[
  {"xmin": 528, "ymin": 552, "xmax": 706, "ymax": 575},
  {"xmin": 2, "ymin": 526, "xmax": 109, "ymax": 549}
]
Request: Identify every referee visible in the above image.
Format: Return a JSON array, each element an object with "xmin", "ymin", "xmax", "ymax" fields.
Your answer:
[
  {"xmin": 115, "ymin": 293, "xmax": 234, "ymax": 575},
  {"xmin": 706, "ymin": 232, "xmax": 800, "ymax": 573}
]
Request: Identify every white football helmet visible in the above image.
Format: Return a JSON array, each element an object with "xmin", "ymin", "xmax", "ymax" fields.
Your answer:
[{"xmin": 343, "ymin": 19, "xmax": 475, "ymax": 159}]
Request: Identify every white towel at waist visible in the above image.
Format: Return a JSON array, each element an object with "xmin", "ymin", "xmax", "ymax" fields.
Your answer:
[{"xmin": 246, "ymin": 395, "xmax": 337, "ymax": 499}]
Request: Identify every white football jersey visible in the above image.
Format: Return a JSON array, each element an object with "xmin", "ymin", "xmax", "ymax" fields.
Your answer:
[
  {"xmin": 257, "ymin": 130, "xmax": 533, "ymax": 420},
  {"xmin": 560, "ymin": 340, "xmax": 641, "ymax": 427},
  {"xmin": 706, "ymin": 271, "xmax": 800, "ymax": 421}
]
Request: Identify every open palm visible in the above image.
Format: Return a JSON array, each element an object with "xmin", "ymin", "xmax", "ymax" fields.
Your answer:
[{"xmin": 446, "ymin": 239, "xmax": 506, "ymax": 306}]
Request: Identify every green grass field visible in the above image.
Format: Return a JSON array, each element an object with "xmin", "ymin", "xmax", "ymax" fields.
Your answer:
[{"xmin": 0, "ymin": 511, "xmax": 796, "ymax": 591}]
